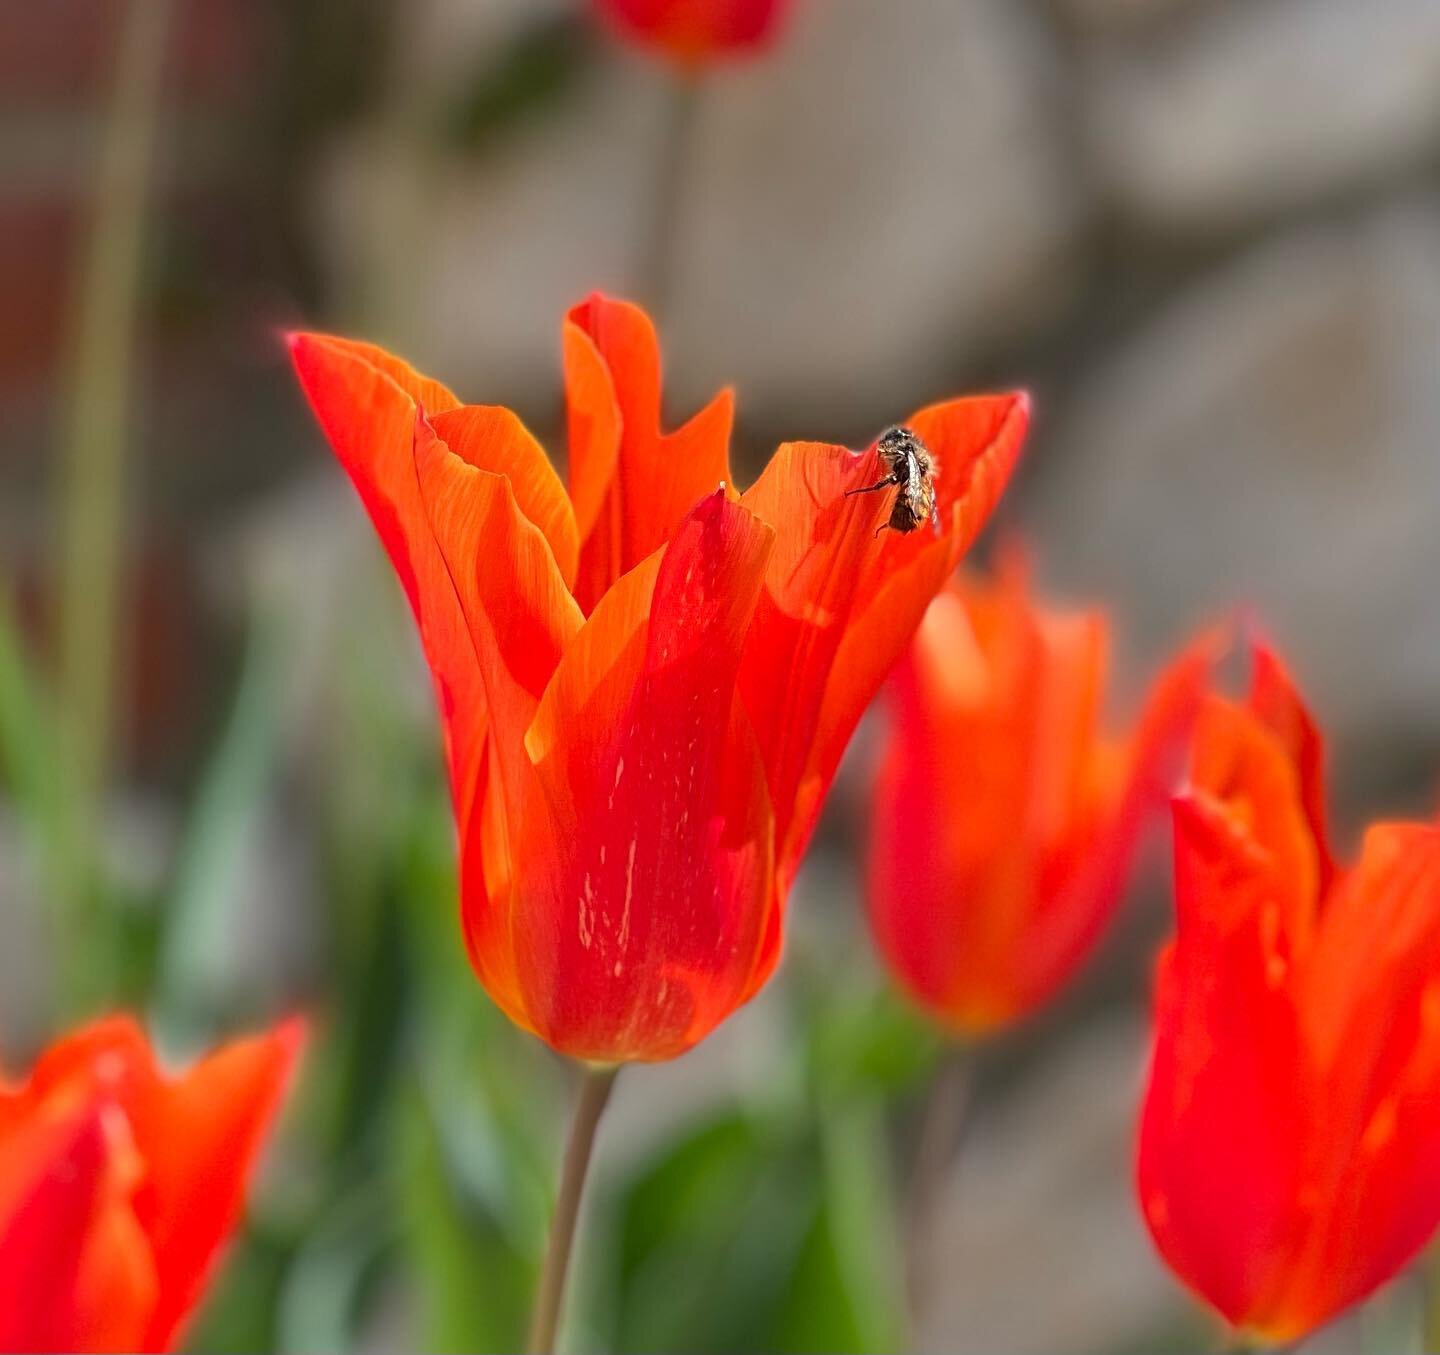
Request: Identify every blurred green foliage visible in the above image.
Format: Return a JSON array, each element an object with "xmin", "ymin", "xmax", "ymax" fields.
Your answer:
[{"xmin": 445, "ymin": 13, "xmax": 596, "ymax": 153}]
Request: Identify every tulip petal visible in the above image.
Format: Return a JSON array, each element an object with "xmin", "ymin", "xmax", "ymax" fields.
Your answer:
[
  {"xmin": 740, "ymin": 392, "xmax": 1028, "ymax": 892},
  {"xmin": 288, "ymin": 334, "xmax": 487, "ymax": 823},
  {"xmin": 1249, "ymin": 639, "xmax": 1335, "ymax": 896},
  {"xmin": 1305, "ymin": 826, "xmax": 1440, "ymax": 1074},
  {"xmin": 866, "ymin": 585, "xmax": 1031, "ymax": 1030},
  {"xmin": 595, "ymin": 0, "xmax": 798, "ymax": 63},
  {"xmin": 0, "ymin": 1101, "xmax": 156, "ymax": 1353},
  {"xmin": 428, "ymin": 406, "xmax": 579, "ymax": 589},
  {"xmin": 564, "ymin": 295, "xmax": 734, "ymax": 612},
  {"xmin": 1139, "ymin": 793, "xmax": 1309, "ymax": 1331},
  {"xmin": 507, "ymin": 490, "xmax": 776, "ymax": 1060},
  {"xmin": 737, "ymin": 440, "xmax": 883, "ymax": 878},
  {"xmin": 287, "ymin": 334, "xmax": 460, "ymax": 612},
  {"xmin": 1186, "ymin": 695, "xmax": 1320, "ymax": 951},
  {"xmin": 413, "ymin": 418, "xmax": 587, "ymax": 1018},
  {"xmin": 124, "ymin": 1020, "xmax": 303, "ymax": 1349},
  {"xmin": 908, "ymin": 394, "xmax": 1032, "ymax": 572},
  {"xmin": 1279, "ymin": 825, "xmax": 1440, "ymax": 1332},
  {"xmin": 1018, "ymin": 622, "xmax": 1216, "ymax": 1016},
  {"xmin": 413, "ymin": 415, "xmax": 585, "ymax": 810}
]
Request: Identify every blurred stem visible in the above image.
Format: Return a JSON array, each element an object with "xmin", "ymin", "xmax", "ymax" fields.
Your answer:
[
  {"xmin": 527, "ymin": 1063, "xmax": 618, "ymax": 1355},
  {"xmin": 903, "ymin": 1046, "xmax": 974, "ymax": 1347},
  {"xmin": 638, "ymin": 74, "xmax": 702, "ymax": 321},
  {"xmin": 54, "ymin": 0, "xmax": 170, "ymax": 941},
  {"xmin": 1424, "ymin": 1249, "xmax": 1440, "ymax": 1353}
]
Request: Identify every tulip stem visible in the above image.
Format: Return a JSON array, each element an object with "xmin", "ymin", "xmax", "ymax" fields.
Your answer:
[
  {"xmin": 1423, "ymin": 1247, "xmax": 1440, "ymax": 1354},
  {"xmin": 639, "ymin": 74, "xmax": 702, "ymax": 320},
  {"xmin": 903, "ymin": 1047, "xmax": 975, "ymax": 1346},
  {"xmin": 527, "ymin": 1062, "xmax": 619, "ymax": 1355},
  {"xmin": 54, "ymin": 0, "xmax": 171, "ymax": 1004}
]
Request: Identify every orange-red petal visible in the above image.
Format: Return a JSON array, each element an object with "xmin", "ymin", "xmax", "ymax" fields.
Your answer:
[
  {"xmin": 288, "ymin": 334, "xmax": 486, "ymax": 822},
  {"xmin": 1186, "ymin": 694, "xmax": 1320, "ymax": 956},
  {"xmin": 0, "ymin": 1100, "xmax": 155, "ymax": 1353},
  {"xmin": 413, "ymin": 413, "xmax": 585, "ymax": 813},
  {"xmin": 1270, "ymin": 825, "xmax": 1440, "ymax": 1336},
  {"xmin": 1015, "ymin": 622, "xmax": 1216, "ymax": 1016},
  {"xmin": 564, "ymin": 294, "xmax": 734, "ymax": 613},
  {"xmin": 593, "ymin": 0, "xmax": 797, "ymax": 65},
  {"xmin": 428, "ymin": 405, "xmax": 579, "ymax": 590},
  {"xmin": 740, "ymin": 393, "xmax": 1029, "ymax": 890},
  {"xmin": 509, "ymin": 491, "xmax": 776, "ymax": 1060},
  {"xmin": 127, "ymin": 1019, "xmax": 304, "ymax": 1349},
  {"xmin": 1138, "ymin": 794, "xmax": 1310, "ymax": 1331},
  {"xmin": 1248, "ymin": 638, "xmax": 1335, "ymax": 897}
]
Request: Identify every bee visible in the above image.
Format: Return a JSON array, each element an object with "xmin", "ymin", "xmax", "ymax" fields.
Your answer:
[{"xmin": 844, "ymin": 425, "xmax": 940, "ymax": 536}]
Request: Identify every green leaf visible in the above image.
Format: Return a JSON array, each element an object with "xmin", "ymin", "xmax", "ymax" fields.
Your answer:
[
  {"xmin": 398, "ymin": 1084, "xmax": 533, "ymax": 1352},
  {"xmin": 804, "ymin": 973, "xmax": 942, "ymax": 1103},
  {"xmin": 153, "ymin": 612, "xmax": 287, "ymax": 1042},
  {"xmin": 602, "ymin": 1112, "xmax": 817, "ymax": 1354},
  {"xmin": 772, "ymin": 1103, "xmax": 904, "ymax": 1355},
  {"xmin": 182, "ymin": 1223, "xmax": 292, "ymax": 1354},
  {"xmin": 444, "ymin": 14, "xmax": 595, "ymax": 153},
  {"xmin": 0, "ymin": 588, "xmax": 60, "ymax": 834},
  {"xmin": 276, "ymin": 1180, "xmax": 394, "ymax": 1355}
]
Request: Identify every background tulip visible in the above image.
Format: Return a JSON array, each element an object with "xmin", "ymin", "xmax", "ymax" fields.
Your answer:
[
  {"xmin": 0, "ymin": 1016, "xmax": 302, "ymax": 1353},
  {"xmin": 592, "ymin": 0, "xmax": 797, "ymax": 66},
  {"xmin": 866, "ymin": 548, "xmax": 1213, "ymax": 1035},
  {"xmin": 1139, "ymin": 643, "xmax": 1440, "ymax": 1345}
]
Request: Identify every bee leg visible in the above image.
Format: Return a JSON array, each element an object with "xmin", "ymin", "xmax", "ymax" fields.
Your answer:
[
  {"xmin": 930, "ymin": 504, "xmax": 941, "ymax": 537},
  {"xmin": 844, "ymin": 473, "xmax": 900, "ymax": 498},
  {"xmin": 874, "ymin": 521, "xmax": 891, "ymax": 539}
]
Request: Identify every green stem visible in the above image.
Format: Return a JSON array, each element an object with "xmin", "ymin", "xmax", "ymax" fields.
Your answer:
[
  {"xmin": 54, "ymin": 0, "xmax": 171, "ymax": 972},
  {"xmin": 1422, "ymin": 1246, "xmax": 1440, "ymax": 1353},
  {"xmin": 527, "ymin": 1063, "xmax": 619, "ymax": 1355},
  {"xmin": 638, "ymin": 74, "xmax": 702, "ymax": 321},
  {"xmin": 903, "ymin": 1046, "xmax": 974, "ymax": 1348}
]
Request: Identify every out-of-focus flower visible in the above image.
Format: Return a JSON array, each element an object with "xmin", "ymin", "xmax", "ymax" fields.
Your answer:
[
  {"xmin": 291, "ymin": 293, "xmax": 1028, "ymax": 1063},
  {"xmin": 0, "ymin": 1015, "xmax": 303, "ymax": 1353},
  {"xmin": 592, "ymin": 0, "xmax": 797, "ymax": 67},
  {"xmin": 1138, "ymin": 642, "xmax": 1440, "ymax": 1345},
  {"xmin": 865, "ymin": 547, "xmax": 1213, "ymax": 1035}
]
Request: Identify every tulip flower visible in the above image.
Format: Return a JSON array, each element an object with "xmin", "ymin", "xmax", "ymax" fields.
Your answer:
[
  {"xmin": 290, "ymin": 294, "xmax": 1028, "ymax": 1064},
  {"xmin": 593, "ymin": 0, "xmax": 797, "ymax": 67},
  {"xmin": 865, "ymin": 549, "xmax": 1213, "ymax": 1035},
  {"xmin": 1138, "ymin": 642, "xmax": 1440, "ymax": 1344},
  {"xmin": 0, "ymin": 1015, "xmax": 303, "ymax": 1353}
]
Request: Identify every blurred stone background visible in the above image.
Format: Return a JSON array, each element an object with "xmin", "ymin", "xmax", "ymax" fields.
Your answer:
[{"xmin": 3, "ymin": 0, "xmax": 1439, "ymax": 1351}]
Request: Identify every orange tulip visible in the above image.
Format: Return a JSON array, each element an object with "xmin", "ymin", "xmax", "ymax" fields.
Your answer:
[
  {"xmin": 290, "ymin": 293, "xmax": 1028, "ymax": 1062},
  {"xmin": 0, "ymin": 1015, "xmax": 303, "ymax": 1353},
  {"xmin": 864, "ymin": 548, "xmax": 1213, "ymax": 1034},
  {"xmin": 1138, "ymin": 641, "xmax": 1440, "ymax": 1344},
  {"xmin": 593, "ymin": 0, "xmax": 797, "ymax": 66}
]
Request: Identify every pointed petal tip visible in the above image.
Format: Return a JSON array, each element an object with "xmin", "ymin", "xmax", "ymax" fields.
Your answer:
[
  {"xmin": 566, "ymin": 289, "xmax": 651, "ymax": 330},
  {"xmin": 1232, "ymin": 604, "xmax": 1283, "ymax": 666},
  {"xmin": 271, "ymin": 1013, "xmax": 309, "ymax": 1060}
]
